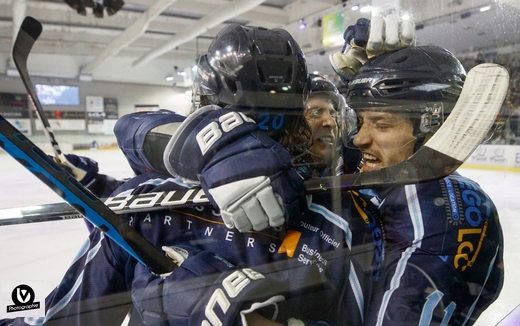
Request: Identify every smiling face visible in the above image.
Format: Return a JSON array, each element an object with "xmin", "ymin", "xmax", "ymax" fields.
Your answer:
[
  {"xmin": 353, "ymin": 110, "xmax": 417, "ymax": 173},
  {"xmin": 304, "ymin": 96, "xmax": 338, "ymax": 167}
]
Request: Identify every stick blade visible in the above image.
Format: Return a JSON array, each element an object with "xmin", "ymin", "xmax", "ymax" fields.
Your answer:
[
  {"xmin": 425, "ymin": 63, "xmax": 510, "ymax": 162},
  {"xmin": 12, "ymin": 16, "xmax": 42, "ymax": 65},
  {"xmin": 20, "ymin": 16, "xmax": 42, "ymax": 40}
]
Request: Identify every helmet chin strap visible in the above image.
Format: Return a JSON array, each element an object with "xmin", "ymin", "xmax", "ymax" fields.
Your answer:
[{"xmin": 412, "ymin": 134, "xmax": 432, "ymax": 153}]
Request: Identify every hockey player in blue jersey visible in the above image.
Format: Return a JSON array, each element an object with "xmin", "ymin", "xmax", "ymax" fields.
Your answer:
[
  {"xmin": 339, "ymin": 45, "xmax": 504, "ymax": 325},
  {"xmin": 303, "ymin": 74, "xmax": 345, "ymax": 177}
]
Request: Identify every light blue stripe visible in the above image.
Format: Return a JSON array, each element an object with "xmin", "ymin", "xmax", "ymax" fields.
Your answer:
[
  {"xmin": 350, "ymin": 260, "xmax": 365, "ymax": 323},
  {"xmin": 462, "ymin": 245, "xmax": 500, "ymax": 325},
  {"xmin": 420, "ymin": 290, "xmax": 443, "ymax": 325},
  {"xmin": 376, "ymin": 185, "xmax": 424, "ymax": 326},
  {"xmin": 441, "ymin": 301, "xmax": 456, "ymax": 326},
  {"xmin": 309, "ymin": 202, "xmax": 352, "ymax": 249},
  {"xmin": 308, "ymin": 201, "xmax": 363, "ymax": 320},
  {"xmin": 24, "ymin": 234, "xmax": 105, "ymax": 325}
]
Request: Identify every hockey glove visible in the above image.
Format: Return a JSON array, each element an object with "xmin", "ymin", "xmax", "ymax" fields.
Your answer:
[
  {"xmin": 164, "ymin": 106, "xmax": 307, "ymax": 232},
  {"xmin": 330, "ymin": 14, "xmax": 415, "ymax": 82},
  {"xmin": 132, "ymin": 245, "xmax": 287, "ymax": 326},
  {"xmin": 52, "ymin": 153, "xmax": 99, "ymax": 187}
]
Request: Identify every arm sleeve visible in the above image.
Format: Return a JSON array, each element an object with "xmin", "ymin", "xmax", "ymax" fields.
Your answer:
[{"xmin": 22, "ymin": 229, "xmax": 133, "ymax": 326}]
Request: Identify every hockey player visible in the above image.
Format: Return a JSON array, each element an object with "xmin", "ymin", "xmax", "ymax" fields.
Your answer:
[
  {"xmin": 303, "ymin": 74, "xmax": 343, "ymax": 177},
  {"xmin": 341, "ymin": 45, "xmax": 504, "ymax": 325},
  {"xmin": 0, "ymin": 24, "xmax": 375, "ymax": 326}
]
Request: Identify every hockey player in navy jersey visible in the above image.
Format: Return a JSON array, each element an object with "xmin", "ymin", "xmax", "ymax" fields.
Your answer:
[
  {"xmin": 340, "ymin": 45, "xmax": 504, "ymax": 325},
  {"xmin": 303, "ymin": 74, "xmax": 345, "ymax": 177}
]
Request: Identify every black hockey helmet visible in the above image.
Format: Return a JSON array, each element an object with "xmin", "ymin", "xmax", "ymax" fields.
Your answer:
[
  {"xmin": 192, "ymin": 23, "xmax": 309, "ymax": 138},
  {"xmin": 308, "ymin": 74, "xmax": 341, "ymax": 109},
  {"xmin": 346, "ymin": 45, "xmax": 466, "ymax": 136}
]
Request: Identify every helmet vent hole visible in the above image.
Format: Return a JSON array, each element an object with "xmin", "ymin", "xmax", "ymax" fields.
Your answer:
[
  {"xmin": 257, "ymin": 66, "xmax": 266, "ymax": 82},
  {"xmin": 379, "ymin": 79, "xmax": 422, "ymax": 93},
  {"xmin": 394, "ymin": 55, "xmax": 409, "ymax": 64},
  {"xmin": 224, "ymin": 77, "xmax": 237, "ymax": 93}
]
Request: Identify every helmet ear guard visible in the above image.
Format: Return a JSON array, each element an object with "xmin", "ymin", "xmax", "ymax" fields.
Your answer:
[{"xmin": 417, "ymin": 102, "xmax": 443, "ymax": 135}]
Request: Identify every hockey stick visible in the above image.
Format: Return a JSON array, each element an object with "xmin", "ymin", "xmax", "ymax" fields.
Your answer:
[
  {"xmin": 0, "ymin": 63, "xmax": 509, "ymax": 225},
  {"xmin": 13, "ymin": 16, "xmax": 87, "ymax": 181},
  {"xmin": 13, "ymin": 17, "xmax": 64, "ymax": 162},
  {"xmin": 4, "ymin": 16, "xmax": 176, "ymax": 274}
]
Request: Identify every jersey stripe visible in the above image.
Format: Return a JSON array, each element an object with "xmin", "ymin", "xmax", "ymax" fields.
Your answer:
[
  {"xmin": 25, "ymin": 234, "xmax": 106, "ymax": 325},
  {"xmin": 309, "ymin": 201, "xmax": 364, "ymax": 321},
  {"xmin": 376, "ymin": 184, "xmax": 425, "ymax": 325}
]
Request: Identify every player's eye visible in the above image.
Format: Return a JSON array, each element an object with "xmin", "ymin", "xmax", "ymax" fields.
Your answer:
[{"xmin": 307, "ymin": 107, "xmax": 338, "ymax": 120}]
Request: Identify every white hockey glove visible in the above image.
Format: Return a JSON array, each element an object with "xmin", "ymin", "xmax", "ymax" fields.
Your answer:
[
  {"xmin": 209, "ymin": 176, "xmax": 285, "ymax": 232},
  {"xmin": 330, "ymin": 14, "xmax": 415, "ymax": 81}
]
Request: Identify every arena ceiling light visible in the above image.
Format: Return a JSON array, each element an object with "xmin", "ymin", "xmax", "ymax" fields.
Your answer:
[
  {"xmin": 64, "ymin": 0, "xmax": 125, "ymax": 17},
  {"xmin": 360, "ymin": 5, "xmax": 372, "ymax": 13}
]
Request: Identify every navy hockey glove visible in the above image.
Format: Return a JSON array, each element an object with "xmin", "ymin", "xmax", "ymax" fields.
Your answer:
[
  {"xmin": 132, "ymin": 245, "xmax": 287, "ymax": 326},
  {"xmin": 330, "ymin": 14, "xmax": 415, "ymax": 82},
  {"xmin": 164, "ymin": 106, "xmax": 307, "ymax": 232},
  {"xmin": 52, "ymin": 153, "xmax": 99, "ymax": 187}
]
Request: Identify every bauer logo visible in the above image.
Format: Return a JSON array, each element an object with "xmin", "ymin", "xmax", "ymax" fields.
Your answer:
[{"xmin": 0, "ymin": 281, "xmax": 45, "ymax": 318}]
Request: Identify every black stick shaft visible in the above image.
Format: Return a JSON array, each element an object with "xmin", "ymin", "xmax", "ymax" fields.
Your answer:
[{"xmin": 13, "ymin": 16, "xmax": 63, "ymax": 158}]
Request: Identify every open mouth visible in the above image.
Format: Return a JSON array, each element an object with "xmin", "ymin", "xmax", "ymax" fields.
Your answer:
[
  {"xmin": 315, "ymin": 135, "xmax": 334, "ymax": 145},
  {"xmin": 363, "ymin": 153, "xmax": 382, "ymax": 170}
]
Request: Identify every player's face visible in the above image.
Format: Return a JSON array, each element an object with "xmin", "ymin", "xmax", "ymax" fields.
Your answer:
[
  {"xmin": 304, "ymin": 96, "xmax": 338, "ymax": 166},
  {"xmin": 353, "ymin": 110, "xmax": 417, "ymax": 173}
]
